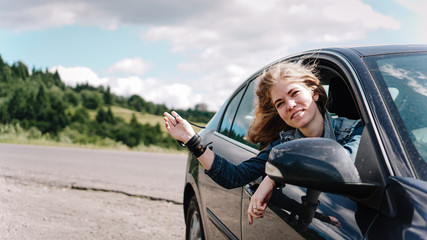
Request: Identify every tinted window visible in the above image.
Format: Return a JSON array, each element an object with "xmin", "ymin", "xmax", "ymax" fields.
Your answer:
[
  {"xmin": 230, "ymin": 80, "xmax": 258, "ymax": 148},
  {"xmin": 219, "ymin": 85, "xmax": 244, "ymax": 136},
  {"xmin": 365, "ymin": 52, "xmax": 427, "ymax": 179}
]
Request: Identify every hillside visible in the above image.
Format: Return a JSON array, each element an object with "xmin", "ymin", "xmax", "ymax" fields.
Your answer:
[{"xmin": 0, "ymin": 56, "xmax": 214, "ymax": 151}]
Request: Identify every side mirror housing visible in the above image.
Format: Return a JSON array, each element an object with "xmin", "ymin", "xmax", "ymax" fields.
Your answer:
[{"xmin": 266, "ymin": 138, "xmax": 377, "ymax": 198}]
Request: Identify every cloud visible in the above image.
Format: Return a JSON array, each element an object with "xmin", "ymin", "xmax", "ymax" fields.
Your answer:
[
  {"xmin": 0, "ymin": 1, "xmax": 118, "ymax": 31},
  {"xmin": 0, "ymin": 0, "xmax": 222, "ymax": 32},
  {"xmin": 143, "ymin": 0, "xmax": 402, "ymax": 109},
  {"xmin": 394, "ymin": 0, "xmax": 427, "ymax": 15},
  {"xmin": 394, "ymin": 0, "xmax": 427, "ymax": 39},
  {"xmin": 50, "ymin": 65, "xmax": 198, "ymax": 110},
  {"xmin": 50, "ymin": 66, "xmax": 108, "ymax": 87},
  {"xmin": 1, "ymin": 0, "xmax": 400, "ymax": 42},
  {"xmin": 108, "ymin": 57, "xmax": 152, "ymax": 75},
  {"xmin": 4, "ymin": 0, "xmax": 403, "ymax": 110},
  {"xmin": 104, "ymin": 77, "xmax": 201, "ymax": 110}
]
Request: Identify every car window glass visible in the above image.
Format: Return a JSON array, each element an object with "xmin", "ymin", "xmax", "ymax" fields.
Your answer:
[
  {"xmin": 219, "ymin": 86, "xmax": 245, "ymax": 136},
  {"xmin": 230, "ymin": 80, "xmax": 259, "ymax": 148},
  {"xmin": 365, "ymin": 53, "xmax": 427, "ymax": 179}
]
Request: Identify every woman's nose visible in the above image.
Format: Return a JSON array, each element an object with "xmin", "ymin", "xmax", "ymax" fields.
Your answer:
[{"xmin": 286, "ymin": 100, "xmax": 296, "ymax": 111}]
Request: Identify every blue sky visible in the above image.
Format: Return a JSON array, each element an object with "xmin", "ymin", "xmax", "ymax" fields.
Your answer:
[{"xmin": 0, "ymin": 0, "xmax": 425, "ymax": 111}]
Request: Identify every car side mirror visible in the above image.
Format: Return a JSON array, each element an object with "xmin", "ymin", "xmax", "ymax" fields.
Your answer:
[{"xmin": 266, "ymin": 138, "xmax": 377, "ymax": 198}]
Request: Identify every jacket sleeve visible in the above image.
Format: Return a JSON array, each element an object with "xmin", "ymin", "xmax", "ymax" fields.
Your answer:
[
  {"xmin": 342, "ymin": 121, "xmax": 364, "ymax": 162},
  {"xmin": 204, "ymin": 140, "xmax": 280, "ymax": 189}
]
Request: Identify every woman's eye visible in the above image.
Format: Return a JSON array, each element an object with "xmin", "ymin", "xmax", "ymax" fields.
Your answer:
[
  {"xmin": 276, "ymin": 102, "xmax": 283, "ymax": 108},
  {"xmin": 292, "ymin": 90, "xmax": 300, "ymax": 96}
]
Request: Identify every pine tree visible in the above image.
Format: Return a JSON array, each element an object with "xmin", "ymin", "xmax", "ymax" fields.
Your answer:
[
  {"xmin": 11, "ymin": 61, "xmax": 29, "ymax": 80},
  {"xmin": 96, "ymin": 108, "xmax": 107, "ymax": 123},
  {"xmin": 35, "ymin": 85, "xmax": 49, "ymax": 121},
  {"xmin": 7, "ymin": 90, "xmax": 27, "ymax": 120},
  {"xmin": 106, "ymin": 107, "xmax": 114, "ymax": 124},
  {"xmin": 104, "ymin": 86, "xmax": 112, "ymax": 106}
]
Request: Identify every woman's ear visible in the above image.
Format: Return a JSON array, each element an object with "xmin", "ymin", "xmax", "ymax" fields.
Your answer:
[{"xmin": 313, "ymin": 92, "xmax": 319, "ymax": 101}]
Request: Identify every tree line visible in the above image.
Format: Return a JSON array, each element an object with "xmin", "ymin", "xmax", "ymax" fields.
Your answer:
[{"xmin": 0, "ymin": 56, "xmax": 215, "ymax": 149}]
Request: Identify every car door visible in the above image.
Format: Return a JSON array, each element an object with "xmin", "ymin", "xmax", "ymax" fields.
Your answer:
[
  {"xmin": 199, "ymin": 80, "xmax": 259, "ymax": 239},
  {"xmin": 241, "ymin": 55, "xmax": 385, "ymax": 239}
]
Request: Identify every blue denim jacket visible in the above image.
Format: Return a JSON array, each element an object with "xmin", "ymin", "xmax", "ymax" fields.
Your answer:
[{"xmin": 205, "ymin": 113, "xmax": 363, "ymax": 189}]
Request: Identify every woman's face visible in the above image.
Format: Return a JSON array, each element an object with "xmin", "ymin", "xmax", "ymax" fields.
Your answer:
[{"xmin": 270, "ymin": 80, "xmax": 322, "ymax": 131}]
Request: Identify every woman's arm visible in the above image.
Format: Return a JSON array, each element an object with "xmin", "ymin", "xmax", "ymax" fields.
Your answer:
[
  {"xmin": 163, "ymin": 111, "xmax": 215, "ymax": 170},
  {"xmin": 164, "ymin": 111, "xmax": 271, "ymax": 188},
  {"xmin": 247, "ymin": 176, "xmax": 275, "ymax": 225},
  {"xmin": 342, "ymin": 122, "xmax": 364, "ymax": 161}
]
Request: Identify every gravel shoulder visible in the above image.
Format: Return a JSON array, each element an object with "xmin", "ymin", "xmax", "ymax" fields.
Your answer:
[{"xmin": 1, "ymin": 174, "xmax": 185, "ymax": 239}]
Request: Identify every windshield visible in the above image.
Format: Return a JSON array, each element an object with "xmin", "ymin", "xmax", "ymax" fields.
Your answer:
[{"xmin": 365, "ymin": 52, "xmax": 427, "ymax": 179}]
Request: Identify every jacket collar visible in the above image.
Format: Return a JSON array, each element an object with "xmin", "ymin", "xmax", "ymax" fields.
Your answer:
[{"xmin": 280, "ymin": 112, "xmax": 335, "ymax": 143}]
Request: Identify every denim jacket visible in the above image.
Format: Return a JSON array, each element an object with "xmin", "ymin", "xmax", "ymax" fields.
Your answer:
[{"xmin": 205, "ymin": 113, "xmax": 363, "ymax": 189}]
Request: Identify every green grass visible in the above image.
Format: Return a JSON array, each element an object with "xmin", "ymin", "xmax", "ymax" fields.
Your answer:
[
  {"xmin": 0, "ymin": 123, "xmax": 186, "ymax": 153},
  {"xmin": 88, "ymin": 106, "xmax": 165, "ymax": 130},
  {"xmin": 112, "ymin": 106, "xmax": 165, "ymax": 126},
  {"xmin": 91, "ymin": 106, "xmax": 204, "ymax": 133},
  {"xmin": 0, "ymin": 106, "xmax": 205, "ymax": 153}
]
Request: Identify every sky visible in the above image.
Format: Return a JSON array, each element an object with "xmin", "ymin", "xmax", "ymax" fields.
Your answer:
[{"xmin": 0, "ymin": 0, "xmax": 426, "ymax": 111}]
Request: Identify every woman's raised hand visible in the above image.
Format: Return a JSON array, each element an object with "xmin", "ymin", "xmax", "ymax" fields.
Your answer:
[{"xmin": 163, "ymin": 111, "xmax": 196, "ymax": 144}]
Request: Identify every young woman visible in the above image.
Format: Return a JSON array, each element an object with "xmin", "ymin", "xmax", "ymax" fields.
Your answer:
[{"xmin": 163, "ymin": 61, "xmax": 363, "ymax": 226}]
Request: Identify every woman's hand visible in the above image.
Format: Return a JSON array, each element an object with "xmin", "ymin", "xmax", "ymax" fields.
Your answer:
[
  {"xmin": 248, "ymin": 176, "xmax": 275, "ymax": 225},
  {"xmin": 163, "ymin": 111, "xmax": 196, "ymax": 144}
]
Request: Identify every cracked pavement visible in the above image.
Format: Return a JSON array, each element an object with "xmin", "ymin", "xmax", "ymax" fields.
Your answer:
[{"xmin": 0, "ymin": 144, "xmax": 187, "ymax": 239}]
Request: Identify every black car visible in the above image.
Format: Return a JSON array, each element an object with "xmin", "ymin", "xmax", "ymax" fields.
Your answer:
[{"xmin": 183, "ymin": 45, "xmax": 427, "ymax": 239}]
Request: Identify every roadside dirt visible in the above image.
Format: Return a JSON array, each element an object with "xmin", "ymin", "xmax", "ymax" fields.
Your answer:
[{"xmin": 0, "ymin": 176, "xmax": 185, "ymax": 239}]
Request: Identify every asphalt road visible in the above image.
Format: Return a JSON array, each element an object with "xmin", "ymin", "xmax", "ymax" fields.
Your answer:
[{"xmin": 0, "ymin": 143, "xmax": 188, "ymax": 239}]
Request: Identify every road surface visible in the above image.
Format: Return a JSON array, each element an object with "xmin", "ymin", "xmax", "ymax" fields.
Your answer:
[{"xmin": 0, "ymin": 143, "xmax": 188, "ymax": 239}]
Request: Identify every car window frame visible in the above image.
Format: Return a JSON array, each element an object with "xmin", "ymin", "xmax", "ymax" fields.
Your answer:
[
  {"xmin": 215, "ymin": 78, "xmax": 263, "ymax": 154},
  {"xmin": 218, "ymin": 84, "xmax": 246, "ymax": 137},
  {"xmin": 227, "ymin": 80, "xmax": 259, "ymax": 149}
]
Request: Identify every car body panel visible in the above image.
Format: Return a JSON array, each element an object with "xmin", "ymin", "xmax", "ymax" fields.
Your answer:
[{"xmin": 368, "ymin": 176, "xmax": 427, "ymax": 239}]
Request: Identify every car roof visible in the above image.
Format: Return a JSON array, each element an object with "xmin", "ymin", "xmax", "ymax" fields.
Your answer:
[
  {"xmin": 243, "ymin": 44, "xmax": 427, "ymax": 84},
  {"xmin": 325, "ymin": 44, "xmax": 427, "ymax": 57}
]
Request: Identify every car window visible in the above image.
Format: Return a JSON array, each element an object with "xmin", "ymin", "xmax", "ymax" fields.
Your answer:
[
  {"xmin": 229, "ymin": 80, "xmax": 259, "ymax": 148},
  {"xmin": 219, "ymin": 85, "xmax": 245, "ymax": 136},
  {"xmin": 365, "ymin": 52, "xmax": 427, "ymax": 179}
]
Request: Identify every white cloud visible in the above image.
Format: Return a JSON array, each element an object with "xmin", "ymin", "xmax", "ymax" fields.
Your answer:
[
  {"xmin": 323, "ymin": 0, "xmax": 400, "ymax": 30},
  {"xmin": 143, "ymin": 0, "xmax": 403, "ymax": 110},
  {"xmin": 145, "ymin": 0, "xmax": 401, "ymax": 56},
  {"xmin": 0, "ymin": 0, "xmax": 220, "ymax": 32},
  {"xmin": 50, "ymin": 65, "xmax": 198, "ymax": 110},
  {"xmin": 394, "ymin": 0, "xmax": 427, "ymax": 15},
  {"xmin": 0, "ymin": 1, "xmax": 118, "ymax": 31},
  {"xmin": 106, "ymin": 76, "xmax": 199, "ymax": 110},
  {"xmin": 4, "ymin": 0, "xmax": 405, "ymax": 110},
  {"xmin": 50, "ymin": 66, "xmax": 108, "ymax": 87},
  {"xmin": 394, "ymin": 0, "xmax": 427, "ymax": 39},
  {"xmin": 108, "ymin": 57, "xmax": 152, "ymax": 75}
]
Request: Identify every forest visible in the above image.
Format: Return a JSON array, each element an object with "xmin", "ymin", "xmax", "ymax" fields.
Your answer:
[{"xmin": 0, "ymin": 56, "xmax": 215, "ymax": 150}]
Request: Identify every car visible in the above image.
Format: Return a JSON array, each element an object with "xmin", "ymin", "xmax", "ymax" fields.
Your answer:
[{"xmin": 183, "ymin": 44, "xmax": 427, "ymax": 239}]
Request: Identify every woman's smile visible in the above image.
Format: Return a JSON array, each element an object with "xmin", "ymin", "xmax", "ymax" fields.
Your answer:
[{"xmin": 290, "ymin": 109, "xmax": 304, "ymax": 120}]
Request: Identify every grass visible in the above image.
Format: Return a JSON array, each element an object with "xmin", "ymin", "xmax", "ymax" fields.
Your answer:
[
  {"xmin": 88, "ymin": 106, "xmax": 167, "ymax": 132},
  {"xmin": 90, "ymin": 106, "xmax": 204, "ymax": 133},
  {"xmin": 0, "ymin": 106, "xmax": 204, "ymax": 153},
  {"xmin": 0, "ymin": 124, "xmax": 186, "ymax": 154}
]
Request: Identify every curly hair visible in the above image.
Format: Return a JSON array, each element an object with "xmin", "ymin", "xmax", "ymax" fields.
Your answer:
[{"xmin": 247, "ymin": 61, "xmax": 327, "ymax": 149}]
